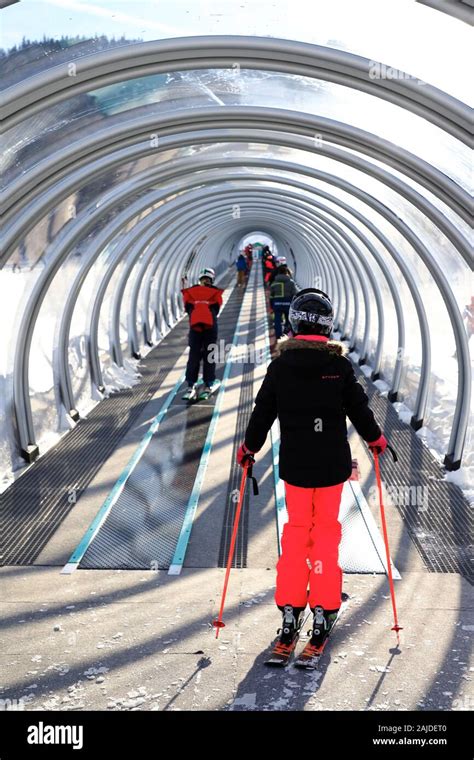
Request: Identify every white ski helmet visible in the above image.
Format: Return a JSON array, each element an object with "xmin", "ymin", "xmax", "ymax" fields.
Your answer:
[
  {"xmin": 198, "ymin": 267, "xmax": 216, "ymax": 283},
  {"xmin": 276, "ymin": 256, "xmax": 287, "ymax": 265}
]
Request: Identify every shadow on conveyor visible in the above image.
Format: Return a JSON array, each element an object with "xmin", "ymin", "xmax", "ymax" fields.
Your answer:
[
  {"xmin": 0, "ymin": 269, "xmax": 239, "ymax": 567},
  {"xmin": 0, "ymin": 567, "xmax": 345, "ymax": 710},
  {"xmin": 79, "ymin": 277, "xmax": 253, "ymax": 570},
  {"xmin": 228, "ymin": 533, "xmax": 472, "ymax": 712},
  {"xmin": 183, "ymin": 463, "xmax": 278, "ymax": 571},
  {"xmin": 0, "ymin": 515, "xmax": 471, "ymax": 711},
  {"xmin": 355, "ymin": 365, "xmax": 472, "ymax": 582},
  {"xmin": 0, "ymin": 578, "xmax": 243, "ymax": 703},
  {"xmin": 228, "ymin": 326, "xmax": 473, "ymax": 711},
  {"xmin": 2, "ymin": 271, "xmax": 471, "ymax": 710}
]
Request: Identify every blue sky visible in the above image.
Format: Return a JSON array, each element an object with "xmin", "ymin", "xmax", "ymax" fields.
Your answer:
[
  {"xmin": 1, "ymin": 0, "xmax": 198, "ymax": 47},
  {"xmin": 1, "ymin": 0, "xmax": 291, "ymax": 48}
]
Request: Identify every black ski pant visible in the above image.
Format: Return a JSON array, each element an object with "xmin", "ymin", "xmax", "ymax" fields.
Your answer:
[
  {"xmin": 272, "ymin": 302, "xmax": 291, "ymax": 339},
  {"xmin": 185, "ymin": 328, "xmax": 218, "ymax": 386}
]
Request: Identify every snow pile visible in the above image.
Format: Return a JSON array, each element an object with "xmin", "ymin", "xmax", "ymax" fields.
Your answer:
[{"xmin": 102, "ymin": 357, "xmax": 142, "ymax": 395}]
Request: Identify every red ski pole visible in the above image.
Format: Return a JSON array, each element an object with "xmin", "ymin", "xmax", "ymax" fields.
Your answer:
[
  {"xmin": 212, "ymin": 459, "xmax": 256, "ymax": 638},
  {"xmin": 373, "ymin": 448, "xmax": 403, "ymax": 646}
]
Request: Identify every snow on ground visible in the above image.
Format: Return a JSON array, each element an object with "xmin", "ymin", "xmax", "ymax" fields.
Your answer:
[{"xmin": 0, "ymin": 266, "xmax": 161, "ymax": 491}]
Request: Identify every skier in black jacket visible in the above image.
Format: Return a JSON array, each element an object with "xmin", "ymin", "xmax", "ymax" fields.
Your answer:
[
  {"xmin": 269, "ymin": 265, "xmax": 298, "ymax": 338},
  {"xmin": 236, "ymin": 288, "xmax": 388, "ymax": 654}
]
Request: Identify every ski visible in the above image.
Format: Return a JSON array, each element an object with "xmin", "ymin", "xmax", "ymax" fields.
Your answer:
[
  {"xmin": 182, "ymin": 385, "xmax": 198, "ymax": 402},
  {"xmin": 182, "ymin": 379, "xmax": 220, "ymax": 402},
  {"xmin": 197, "ymin": 379, "xmax": 221, "ymax": 401},
  {"xmin": 264, "ymin": 635, "xmax": 301, "ymax": 667},
  {"xmin": 264, "ymin": 608, "xmax": 310, "ymax": 667},
  {"xmin": 294, "ymin": 594, "xmax": 349, "ymax": 670}
]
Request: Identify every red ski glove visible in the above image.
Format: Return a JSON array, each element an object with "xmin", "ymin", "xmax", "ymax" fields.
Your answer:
[
  {"xmin": 367, "ymin": 433, "xmax": 388, "ymax": 455},
  {"xmin": 236, "ymin": 443, "xmax": 255, "ymax": 467}
]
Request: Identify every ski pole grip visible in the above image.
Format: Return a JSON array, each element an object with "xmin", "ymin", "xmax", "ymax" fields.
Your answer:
[
  {"xmin": 242, "ymin": 452, "xmax": 255, "ymax": 465},
  {"xmin": 246, "ymin": 462, "xmax": 259, "ymax": 496}
]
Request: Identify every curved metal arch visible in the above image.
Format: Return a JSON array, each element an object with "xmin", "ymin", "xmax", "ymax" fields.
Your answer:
[
  {"xmin": 179, "ymin": 214, "xmax": 370, "ymax": 374},
  {"xmin": 196, "ymin": 172, "xmax": 465, "ymax": 466},
  {"xmin": 93, "ymin": 168, "xmax": 462, "ymax": 458},
  {"xmin": 144, "ymin": 202, "xmax": 341, "ymax": 334},
  {"xmin": 4, "ymin": 36, "xmax": 471, "ymax": 143},
  {"xmin": 5, "ymin": 108, "xmax": 470, "ymax": 224},
  {"xmin": 416, "ymin": 0, "xmax": 474, "ymax": 25},
  {"xmin": 73, "ymin": 208, "xmax": 171, "ymax": 398},
  {"xmin": 144, "ymin": 197, "xmax": 353, "ymax": 339},
  {"xmin": 96, "ymin": 194, "xmax": 346, "ymax": 389},
  {"xmin": 144, "ymin": 218, "xmax": 318, "ymax": 359},
  {"xmin": 86, "ymin": 174, "xmax": 412, "ymax": 400},
  {"xmin": 249, "ymin": 178, "xmax": 429, "ymax": 414},
  {"xmin": 160, "ymin": 157, "xmax": 469, "ymax": 465},
  {"xmin": 61, "ymin": 185, "xmax": 329, "ymax": 405},
  {"xmin": 13, "ymin": 159, "xmax": 468, "ymax": 468},
  {"xmin": 4, "ymin": 123, "xmax": 471, "ymax": 269},
  {"xmin": 6, "ymin": 161, "xmax": 386, "ymax": 448},
  {"xmin": 295, "ymin": 187, "xmax": 407, "ymax": 391},
  {"xmin": 307, "ymin": 213, "xmax": 378, "ymax": 363},
  {"xmin": 129, "ymin": 221, "xmax": 241, "ymax": 355},
  {"xmin": 164, "ymin": 196, "xmax": 381, "ymax": 365},
  {"xmin": 176, "ymin": 223, "xmax": 311, "ymax": 321},
  {"xmin": 59, "ymin": 194, "xmax": 177, "ymax": 412},
  {"xmin": 110, "ymin": 189, "xmax": 380, "ymax": 398},
  {"xmin": 18, "ymin": 167, "xmax": 396, "ymax": 442},
  {"xmin": 125, "ymin": 188, "xmax": 366, "ymax": 358}
]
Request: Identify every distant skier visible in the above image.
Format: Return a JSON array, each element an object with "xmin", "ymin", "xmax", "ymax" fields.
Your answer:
[
  {"xmin": 181, "ymin": 268, "xmax": 223, "ymax": 401},
  {"xmin": 236, "ymin": 253, "xmax": 248, "ymax": 288},
  {"xmin": 236, "ymin": 288, "xmax": 387, "ymax": 656},
  {"xmin": 268, "ymin": 256, "xmax": 290, "ymax": 286},
  {"xmin": 269, "ymin": 265, "xmax": 298, "ymax": 339},
  {"xmin": 245, "ymin": 245, "xmax": 253, "ymax": 271},
  {"xmin": 263, "ymin": 253, "xmax": 277, "ymax": 286},
  {"xmin": 261, "ymin": 246, "xmax": 272, "ymax": 272}
]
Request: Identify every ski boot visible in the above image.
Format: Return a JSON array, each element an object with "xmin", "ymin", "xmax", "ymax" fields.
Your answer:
[
  {"xmin": 265, "ymin": 605, "xmax": 304, "ymax": 666},
  {"xmin": 198, "ymin": 379, "xmax": 220, "ymax": 400},
  {"xmin": 198, "ymin": 385, "xmax": 212, "ymax": 401},
  {"xmin": 182, "ymin": 385, "xmax": 197, "ymax": 401},
  {"xmin": 293, "ymin": 605, "xmax": 340, "ymax": 669},
  {"xmin": 309, "ymin": 606, "xmax": 340, "ymax": 648}
]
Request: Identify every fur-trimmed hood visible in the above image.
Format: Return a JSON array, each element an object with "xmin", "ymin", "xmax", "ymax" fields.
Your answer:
[{"xmin": 276, "ymin": 337, "xmax": 347, "ymax": 357}]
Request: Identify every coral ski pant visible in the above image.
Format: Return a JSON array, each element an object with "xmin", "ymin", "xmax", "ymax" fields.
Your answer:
[{"xmin": 275, "ymin": 481, "xmax": 344, "ymax": 610}]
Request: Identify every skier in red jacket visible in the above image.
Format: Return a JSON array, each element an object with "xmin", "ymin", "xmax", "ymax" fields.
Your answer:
[
  {"xmin": 236, "ymin": 288, "xmax": 388, "ymax": 656},
  {"xmin": 263, "ymin": 254, "xmax": 277, "ymax": 286},
  {"xmin": 181, "ymin": 268, "xmax": 223, "ymax": 401}
]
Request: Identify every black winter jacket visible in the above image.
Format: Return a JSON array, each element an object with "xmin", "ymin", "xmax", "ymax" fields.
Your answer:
[
  {"xmin": 244, "ymin": 339, "xmax": 381, "ymax": 487},
  {"xmin": 269, "ymin": 274, "xmax": 298, "ymax": 304}
]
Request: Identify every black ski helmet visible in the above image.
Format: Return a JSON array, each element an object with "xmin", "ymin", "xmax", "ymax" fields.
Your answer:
[{"xmin": 288, "ymin": 288, "xmax": 333, "ymax": 336}]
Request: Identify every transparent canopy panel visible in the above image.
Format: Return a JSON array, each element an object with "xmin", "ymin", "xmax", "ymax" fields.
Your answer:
[
  {"xmin": 6, "ymin": 136, "xmax": 469, "ymax": 289},
  {"xmin": 1, "ymin": 1, "xmax": 471, "ymax": 487},
  {"xmin": 2, "ymin": 0, "xmax": 470, "ymax": 99},
  {"xmin": 3, "ymin": 68, "xmax": 470, "ymax": 193}
]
